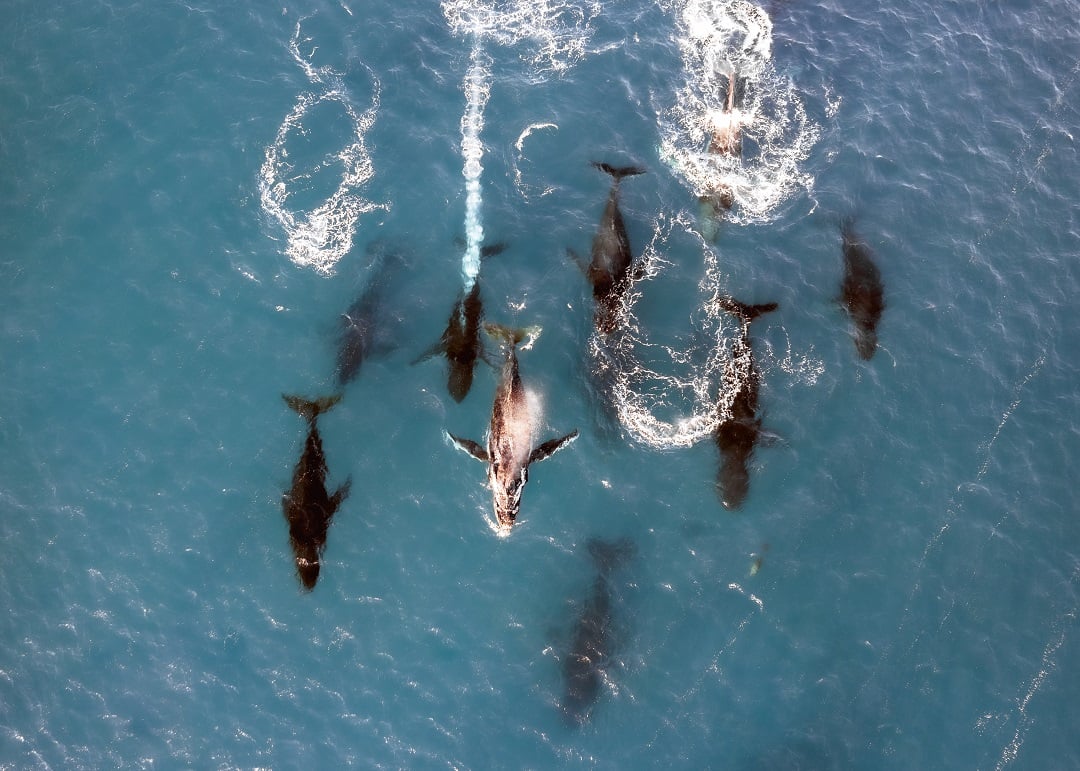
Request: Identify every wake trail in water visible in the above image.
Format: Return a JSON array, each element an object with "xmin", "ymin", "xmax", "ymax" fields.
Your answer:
[
  {"xmin": 592, "ymin": 211, "xmax": 820, "ymax": 449},
  {"xmin": 657, "ymin": 0, "xmax": 820, "ymax": 226},
  {"xmin": 259, "ymin": 19, "xmax": 387, "ymax": 276},
  {"xmin": 442, "ymin": 0, "xmax": 601, "ymax": 290}
]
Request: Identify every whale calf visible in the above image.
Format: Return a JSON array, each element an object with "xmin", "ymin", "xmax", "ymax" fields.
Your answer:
[
  {"xmin": 571, "ymin": 162, "xmax": 646, "ymax": 335},
  {"xmin": 447, "ymin": 324, "xmax": 578, "ymax": 531},
  {"xmin": 282, "ymin": 394, "xmax": 351, "ymax": 590},
  {"xmin": 561, "ymin": 538, "xmax": 635, "ymax": 727},
  {"xmin": 839, "ymin": 219, "xmax": 885, "ymax": 359},
  {"xmin": 414, "ymin": 243, "xmax": 506, "ymax": 402},
  {"xmin": 714, "ymin": 297, "xmax": 777, "ymax": 510}
]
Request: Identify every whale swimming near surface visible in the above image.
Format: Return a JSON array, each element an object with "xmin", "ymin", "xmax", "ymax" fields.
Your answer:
[
  {"xmin": 414, "ymin": 243, "xmax": 506, "ymax": 402},
  {"xmin": 282, "ymin": 394, "xmax": 351, "ymax": 590},
  {"xmin": 570, "ymin": 162, "xmax": 646, "ymax": 335},
  {"xmin": 839, "ymin": 219, "xmax": 885, "ymax": 359},
  {"xmin": 447, "ymin": 324, "xmax": 578, "ymax": 532},
  {"xmin": 714, "ymin": 296, "xmax": 777, "ymax": 510},
  {"xmin": 336, "ymin": 244, "xmax": 405, "ymax": 386},
  {"xmin": 561, "ymin": 537, "xmax": 635, "ymax": 727},
  {"xmin": 699, "ymin": 68, "xmax": 749, "ymax": 240}
]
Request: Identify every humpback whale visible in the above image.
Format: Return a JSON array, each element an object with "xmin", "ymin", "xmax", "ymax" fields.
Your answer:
[
  {"xmin": 561, "ymin": 538, "xmax": 635, "ymax": 727},
  {"xmin": 336, "ymin": 246, "xmax": 404, "ymax": 385},
  {"xmin": 447, "ymin": 324, "xmax": 578, "ymax": 531},
  {"xmin": 282, "ymin": 394, "xmax": 351, "ymax": 590},
  {"xmin": 714, "ymin": 297, "xmax": 777, "ymax": 510},
  {"xmin": 414, "ymin": 243, "xmax": 506, "ymax": 402},
  {"xmin": 699, "ymin": 69, "xmax": 749, "ymax": 239},
  {"xmin": 571, "ymin": 162, "xmax": 646, "ymax": 335},
  {"xmin": 839, "ymin": 220, "xmax": 885, "ymax": 359}
]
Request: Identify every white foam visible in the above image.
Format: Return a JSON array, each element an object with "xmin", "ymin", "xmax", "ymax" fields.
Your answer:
[
  {"xmin": 657, "ymin": 0, "xmax": 820, "ymax": 225},
  {"xmin": 259, "ymin": 20, "xmax": 387, "ymax": 276},
  {"xmin": 442, "ymin": 0, "xmax": 601, "ymax": 289}
]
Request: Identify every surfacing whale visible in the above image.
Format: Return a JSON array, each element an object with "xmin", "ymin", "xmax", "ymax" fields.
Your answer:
[
  {"xmin": 571, "ymin": 162, "xmax": 646, "ymax": 335},
  {"xmin": 414, "ymin": 243, "xmax": 506, "ymax": 402},
  {"xmin": 282, "ymin": 394, "xmax": 351, "ymax": 590},
  {"xmin": 699, "ymin": 68, "xmax": 750, "ymax": 240},
  {"xmin": 714, "ymin": 297, "xmax": 777, "ymax": 510},
  {"xmin": 447, "ymin": 324, "xmax": 578, "ymax": 532},
  {"xmin": 561, "ymin": 537, "xmax": 635, "ymax": 727},
  {"xmin": 839, "ymin": 219, "xmax": 885, "ymax": 359}
]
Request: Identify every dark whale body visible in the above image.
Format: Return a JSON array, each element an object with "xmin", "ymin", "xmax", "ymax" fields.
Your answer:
[
  {"xmin": 447, "ymin": 324, "xmax": 577, "ymax": 530},
  {"xmin": 282, "ymin": 394, "xmax": 351, "ymax": 590},
  {"xmin": 572, "ymin": 162, "xmax": 646, "ymax": 335},
  {"xmin": 839, "ymin": 220, "xmax": 885, "ymax": 359},
  {"xmin": 561, "ymin": 538, "xmax": 635, "ymax": 727},
  {"xmin": 415, "ymin": 244, "xmax": 506, "ymax": 402},
  {"xmin": 714, "ymin": 297, "xmax": 777, "ymax": 510}
]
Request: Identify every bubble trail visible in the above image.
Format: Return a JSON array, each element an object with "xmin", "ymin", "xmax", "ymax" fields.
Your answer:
[{"xmin": 459, "ymin": 41, "xmax": 492, "ymax": 292}]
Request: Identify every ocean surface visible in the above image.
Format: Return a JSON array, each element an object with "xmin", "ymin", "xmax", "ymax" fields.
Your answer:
[{"xmin": 1, "ymin": 0, "xmax": 1078, "ymax": 767}]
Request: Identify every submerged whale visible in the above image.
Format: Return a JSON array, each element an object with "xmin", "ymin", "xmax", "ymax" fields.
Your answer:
[
  {"xmin": 714, "ymin": 297, "xmax": 777, "ymax": 510},
  {"xmin": 447, "ymin": 324, "xmax": 578, "ymax": 531},
  {"xmin": 282, "ymin": 394, "xmax": 351, "ymax": 590},
  {"xmin": 414, "ymin": 243, "xmax": 506, "ymax": 402},
  {"xmin": 336, "ymin": 246, "xmax": 405, "ymax": 385},
  {"xmin": 571, "ymin": 162, "xmax": 646, "ymax": 335},
  {"xmin": 839, "ymin": 219, "xmax": 885, "ymax": 359},
  {"xmin": 561, "ymin": 537, "xmax": 635, "ymax": 727}
]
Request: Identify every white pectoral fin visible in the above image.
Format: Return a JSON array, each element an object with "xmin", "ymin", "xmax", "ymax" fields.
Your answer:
[
  {"xmin": 528, "ymin": 429, "xmax": 579, "ymax": 464},
  {"xmin": 446, "ymin": 431, "xmax": 489, "ymax": 462}
]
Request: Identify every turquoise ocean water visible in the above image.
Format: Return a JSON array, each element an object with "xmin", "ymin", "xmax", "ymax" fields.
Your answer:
[{"xmin": 2, "ymin": 0, "xmax": 1079, "ymax": 767}]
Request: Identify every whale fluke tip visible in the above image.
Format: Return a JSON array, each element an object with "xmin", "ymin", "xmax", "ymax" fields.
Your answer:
[
  {"xmin": 283, "ymin": 393, "xmax": 343, "ymax": 420},
  {"xmin": 591, "ymin": 161, "xmax": 647, "ymax": 180}
]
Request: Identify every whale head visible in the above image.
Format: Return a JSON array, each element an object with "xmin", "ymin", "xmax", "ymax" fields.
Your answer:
[{"xmin": 491, "ymin": 464, "xmax": 528, "ymax": 530}]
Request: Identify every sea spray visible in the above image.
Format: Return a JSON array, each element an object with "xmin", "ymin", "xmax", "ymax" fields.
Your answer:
[
  {"xmin": 459, "ymin": 43, "xmax": 492, "ymax": 291},
  {"xmin": 443, "ymin": 0, "xmax": 601, "ymax": 291}
]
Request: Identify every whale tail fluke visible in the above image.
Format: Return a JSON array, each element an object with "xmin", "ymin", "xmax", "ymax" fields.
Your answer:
[
  {"xmin": 717, "ymin": 297, "xmax": 778, "ymax": 323},
  {"xmin": 591, "ymin": 162, "xmax": 647, "ymax": 182},
  {"xmin": 587, "ymin": 537, "xmax": 635, "ymax": 577},
  {"xmin": 283, "ymin": 393, "xmax": 343, "ymax": 421},
  {"xmin": 484, "ymin": 323, "xmax": 541, "ymax": 350}
]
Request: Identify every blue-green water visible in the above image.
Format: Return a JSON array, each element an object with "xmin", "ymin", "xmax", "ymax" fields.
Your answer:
[{"xmin": 2, "ymin": 0, "xmax": 1078, "ymax": 767}]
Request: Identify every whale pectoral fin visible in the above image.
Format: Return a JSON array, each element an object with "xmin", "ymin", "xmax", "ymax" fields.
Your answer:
[
  {"xmin": 447, "ymin": 432, "xmax": 489, "ymax": 462},
  {"xmin": 330, "ymin": 477, "xmax": 352, "ymax": 512},
  {"xmin": 411, "ymin": 339, "xmax": 447, "ymax": 366},
  {"xmin": 529, "ymin": 430, "xmax": 579, "ymax": 464},
  {"xmin": 481, "ymin": 242, "xmax": 507, "ymax": 259},
  {"xmin": 567, "ymin": 248, "xmax": 589, "ymax": 275}
]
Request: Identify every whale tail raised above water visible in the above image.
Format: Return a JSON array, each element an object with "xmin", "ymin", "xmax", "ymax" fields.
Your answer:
[
  {"xmin": 716, "ymin": 296, "xmax": 778, "ymax": 322},
  {"xmin": 591, "ymin": 161, "xmax": 647, "ymax": 182},
  {"xmin": 283, "ymin": 393, "xmax": 343, "ymax": 422}
]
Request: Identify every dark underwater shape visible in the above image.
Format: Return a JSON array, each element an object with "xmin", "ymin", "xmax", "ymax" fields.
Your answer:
[
  {"xmin": 414, "ymin": 243, "xmax": 506, "ymax": 402},
  {"xmin": 446, "ymin": 323, "xmax": 578, "ymax": 530},
  {"xmin": 561, "ymin": 537, "xmax": 635, "ymax": 727},
  {"xmin": 839, "ymin": 219, "xmax": 885, "ymax": 360},
  {"xmin": 571, "ymin": 162, "xmax": 646, "ymax": 335},
  {"xmin": 336, "ymin": 245, "xmax": 406, "ymax": 386},
  {"xmin": 282, "ymin": 394, "xmax": 351, "ymax": 590},
  {"xmin": 714, "ymin": 297, "xmax": 777, "ymax": 510}
]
